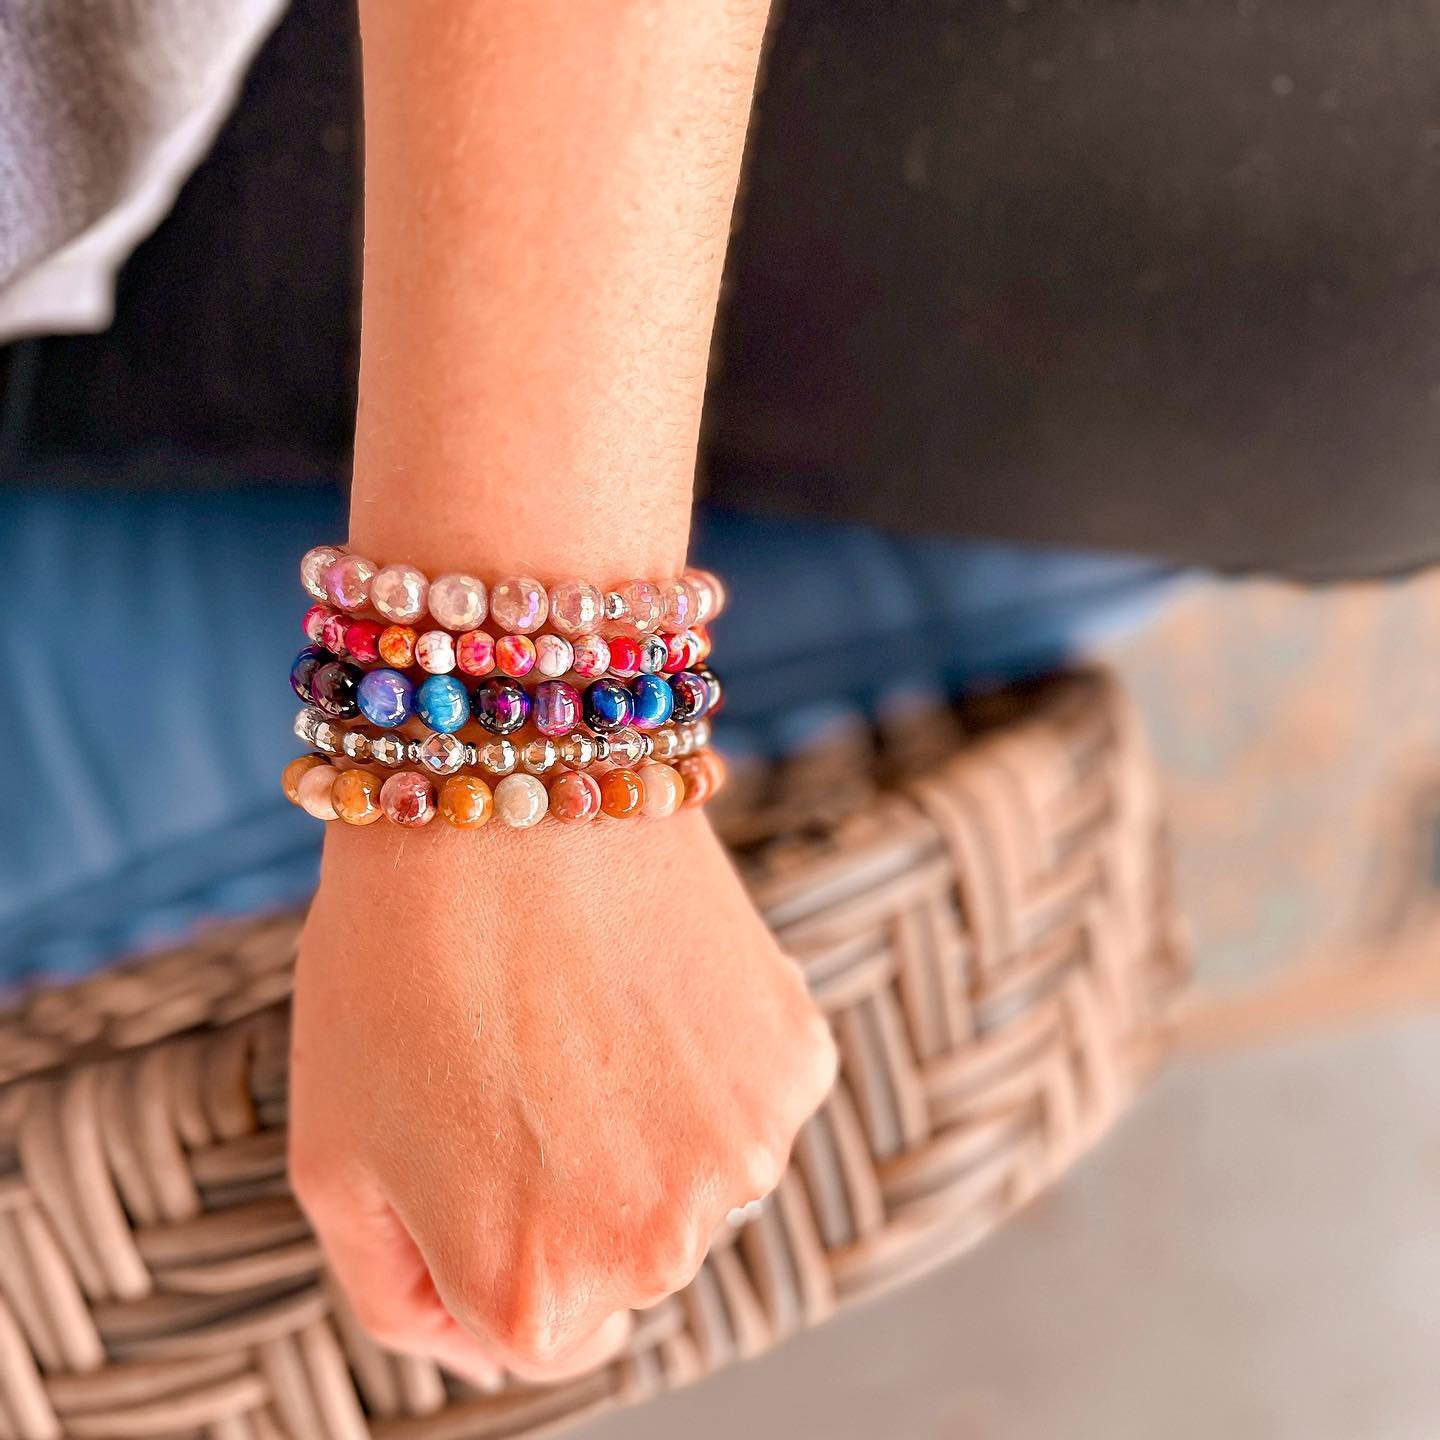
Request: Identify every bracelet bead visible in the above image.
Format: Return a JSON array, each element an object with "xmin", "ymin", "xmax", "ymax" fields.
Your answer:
[
  {"xmin": 282, "ymin": 753, "xmax": 328, "ymax": 803},
  {"xmin": 456, "ymin": 630, "xmax": 496, "ymax": 677},
  {"xmin": 607, "ymin": 636, "xmax": 641, "ymax": 679},
  {"xmin": 303, "ymin": 604, "xmax": 328, "ymax": 646},
  {"xmin": 549, "ymin": 769, "xmax": 602, "ymax": 823},
  {"xmin": 297, "ymin": 762, "xmax": 341, "ymax": 820},
  {"xmin": 599, "ymin": 767, "xmax": 646, "ymax": 819},
  {"xmin": 312, "ymin": 660, "xmax": 362, "ymax": 719},
  {"xmin": 621, "ymin": 579, "xmax": 666, "ymax": 632},
  {"xmin": 521, "ymin": 737, "xmax": 558, "ymax": 774},
  {"xmin": 378, "ymin": 625, "xmax": 418, "ymax": 668},
  {"xmin": 439, "ymin": 773, "xmax": 494, "ymax": 827},
  {"xmin": 301, "ymin": 545, "xmax": 345, "ymax": 601},
  {"xmin": 570, "ymin": 633, "xmax": 611, "ymax": 679},
  {"xmin": 639, "ymin": 761, "xmax": 684, "ymax": 817},
  {"xmin": 325, "ymin": 554, "xmax": 378, "ymax": 613},
  {"xmin": 415, "ymin": 631, "xmax": 457, "ymax": 675},
  {"xmin": 356, "ymin": 667, "xmax": 414, "ymax": 729},
  {"xmin": 495, "ymin": 634, "xmax": 537, "ymax": 678},
  {"xmin": 534, "ymin": 633, "xmax": 574, "ymax": 678},
  {"xmin": 630, "ymin": 673, "xmax": 675, "ymax": 731},
  {"xmin": 291, "ymin": 646, "xmax": 326, "ymax": 703},
  {"xmin": 472, "ymin": 678, "xmax": 531, "ymax": 735},
  {"xmin": 638, "ymin": 634, "xmax": 670, "ymax": 674},
  {"xmin": 489, "ymin": 576, "xmax": 548, "ymax": 634},
  {"xmin": 477, "ymin": 738, "xmax": 519, "ymax": 775},
  {"xmin": 582, "ymin": 677, "xmax": 635, "ymax": 734},
  {"xmin": 662, "ymin": 578, "xmax": 699, "ymax": 631},
  {"xmin": 380, "ymin": 771, "xmax": 437, "ymax": 827},
  {"xmin": 344, "ymin": 619, "xmax": 383, "ymax": 664},
  {"xmin": 548, "ymin": 579, "xmax": 604, "ymax": 635},
  {"xmin": 532, "ymin": 679, "xmax": 582, "ymax": 738},
  {"xmin": 321, "ymin": 611, "xmax": 349, "ymax": 655},
  {"xmin": 417, "ymin": 732, "xmax": 467, "ymax": 775},
  {"xmin": 333, "ymin": 768, "xmax": 384, "ymax": 826},
  {"xmin": 415, "ymin": 674, "xmax": 470, "ymax": 733},
  {"xmin": 687, "ymin": 569, "xmax": 725, "ymax": 625},
  {"xmin": 676, "ymin": 748, "xmax": 726, "ymax": 808},
  {"xmin": 427, "ymin": 574, "xmax": 488, "ymax": 631},
  {"xmin": 494, "ymin": 772, "xmax": 548, "ymax": 827},
  {"xmin": 669, "ymin": 670, "xmax": 709, "ymax": 723},
  {"xmin": 370, "ymin": 562, "xmax": 430, "ymax": 624}
]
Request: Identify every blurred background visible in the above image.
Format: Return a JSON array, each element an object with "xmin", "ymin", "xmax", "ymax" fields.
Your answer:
[{"xmin": 592, "ymin": 571, "xmax": 1440, "ymax": 1440}]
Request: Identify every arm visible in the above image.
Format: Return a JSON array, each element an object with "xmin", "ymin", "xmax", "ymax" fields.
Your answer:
[{"xmin": 289, "ymin": 0, "xmax": 836, "ymax": 1385}]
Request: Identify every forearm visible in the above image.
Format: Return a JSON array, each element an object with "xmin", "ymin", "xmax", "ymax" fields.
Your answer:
[{"xmin": 349, "ymin": 0, "xmax": 770, "ymax": 579}]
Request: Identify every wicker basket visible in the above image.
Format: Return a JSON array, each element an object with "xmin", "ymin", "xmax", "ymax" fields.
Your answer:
[{"xmin": 0, "ymin": 668, "xmax": 1186, "ymax": 1440}]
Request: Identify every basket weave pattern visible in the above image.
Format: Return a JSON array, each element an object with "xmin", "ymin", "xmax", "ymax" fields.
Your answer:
[{"xmin": 0, "ymin": 670, "xmax": 1186, "ymax": 1440}]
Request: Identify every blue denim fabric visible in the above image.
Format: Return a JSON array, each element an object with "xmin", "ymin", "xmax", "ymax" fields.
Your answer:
[{"xmin": 0, "ymin": 487, "xmax": 1177, "ymax": 985}]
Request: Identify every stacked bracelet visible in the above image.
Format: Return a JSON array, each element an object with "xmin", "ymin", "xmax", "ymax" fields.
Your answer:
[
  {"xmin": 290, "ymin": 652, "xmax": 721, "ymax": 736},
  {"xmin": 293, "ymin": 707, "xmax": 712, "ymax": 777},
  {"xmin": 299, "ymin": 547, "xmax": 726, "ymax": 635},
  {"xmin": 282, "ymin": 748, "xmax": 725, "ymax": 829},
  {"xmin": 300, "ymin": 604, "xmax": 711, "ymax": 681},
  {"xmin": 285, "ymin": 548, "xmax": 728, "ymax": 828}
]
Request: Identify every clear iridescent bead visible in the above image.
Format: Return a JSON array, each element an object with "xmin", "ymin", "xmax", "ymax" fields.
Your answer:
[
  {"xmin": 490, "ymin": 576, "xmax": 548, "ymax": 634},
  {"xmin": 650, "ymin": 728, "xmax": 679, "ymax": 760},
  {"xmin": 592, "ymin": 735, "xmax": 612, "ymax": 762},
  {"xmin": 341, "ymin": 731, "xmax": 372, "ymax": 760},
  {"xmin": 372, "ymin": 734, "xmax": 406, "ymax": 767},
  {"xmin": 300, "ymin": 545, "xmax": 344, "ymax": 601},
  {"xmin": 419, "ymin": 732, "xmax": 467, "ymax": 775},
  {"xmin": 477, "ymin": 739, "xmax": 518, "ymax": 775},
  {"xmin": 548, "ymin": 580, "xmax": 604, "ymax": 636},
  {"xmin": 675, "ymin": 725, "xmax": 697, "ymax": 757},
  {"xmin": 602, "ymin": 590, "xmax": 628, "ymax": 623},
  {"xmin": 313, "ymin": 721, "xmax": 341, "ymax": 754},
  {"xmin": 323, "ymin": 554, "xmax": 378, "ymax": 613},
  {"xmin": 559, "ymin": 734, "xmax": 597, "ymax": 768},
  {"xmin": 618, "ymin": 579, "xmax": 664, "ymax": 633},
  {"xmin": 608, "ymin": 727, "xmax": 647, "ymax": 765},
  {"xmin": 370, "ymin": 563, "xmax": 430, "ymax": 624},
  {"xmin": 428, "ymin": 573, "xmax": 488, "ymax": 631},
  {"xmin": 294, "ymin": 707, "xmax": 324, "ymax": 744},
  {"xmin": 661, "ymin": 578, "xmax": 700, "ymax": 632},
  {"xmin": 691, "ymin": 718, "xmax": 712, "ymax": 749},
  {"xmin": 521, "ymin": 738, "xmax": 558, "ymax": 774}
]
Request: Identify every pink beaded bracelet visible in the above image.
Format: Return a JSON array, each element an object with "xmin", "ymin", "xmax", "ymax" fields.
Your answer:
[
  {"xmin": 300, "ymin": 547, "xmax": 726, "ymax": 636},
  {"xmin": 301, "ymin": 604, "xmax": 710, "ymax": 679}
]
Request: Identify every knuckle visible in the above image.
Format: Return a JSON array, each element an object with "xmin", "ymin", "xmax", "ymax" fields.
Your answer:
[
  {"xmin": 631, "ymin": 1216, "xmax": 706, "ymax": 1298},
  {"xmin": 740, "ymin": 1138, "xmax": 787, "ymax": 1198},
  {"xmin": 483, "ymin": 1271, "xmax": 571, "ymax": 1366}
]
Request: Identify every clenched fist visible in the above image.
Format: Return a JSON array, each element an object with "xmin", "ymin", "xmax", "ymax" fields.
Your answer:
[{"xmin": 289, "ymin": 808, "xmax": 836, "ymax": 1385}]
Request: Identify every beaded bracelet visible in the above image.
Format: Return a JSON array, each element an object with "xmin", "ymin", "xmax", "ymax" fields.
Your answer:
[
  {"xmin": 299, "ymin": 547, "xmax": 726, "ymax": 636},
  {"xmin": 283, "ymin": 749, "xmax": 725, "ymax": 828},
  {"xmin": 293, "ymin": 706, "xmax": 712, "ymax": 777},
  {"xmin": 300, "ymin": 604, "xmax": 711, "ymax": 680},
  {"xmin": 291, "ymin": 651, "xmax": 722, "ymax": 736}
]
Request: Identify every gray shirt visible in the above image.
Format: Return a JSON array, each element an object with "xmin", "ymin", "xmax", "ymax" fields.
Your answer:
[{"xmin": 0, "ymin": 0, "xmax": 283, "ymax": 342}]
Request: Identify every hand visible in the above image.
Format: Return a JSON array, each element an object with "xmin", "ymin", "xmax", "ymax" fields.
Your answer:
[{"xmin": 289, "ymin": 807, "xmax": 837, "ymax": 1383}]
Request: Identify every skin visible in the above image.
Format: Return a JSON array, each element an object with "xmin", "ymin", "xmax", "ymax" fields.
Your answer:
[{"xmin": 290, "ymin": 0, "xmax": 838, "ymax": 1387}]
